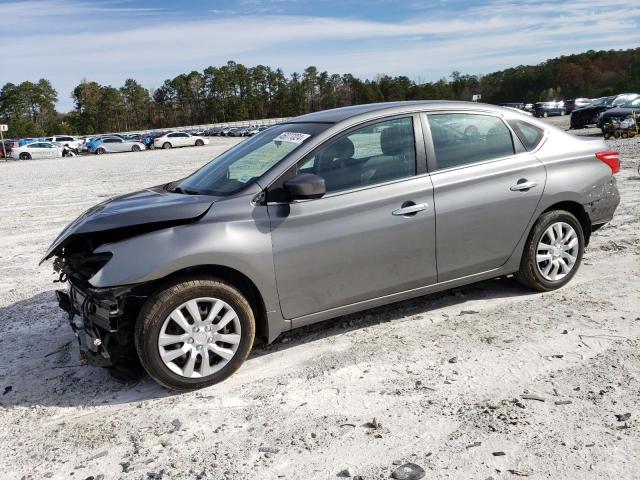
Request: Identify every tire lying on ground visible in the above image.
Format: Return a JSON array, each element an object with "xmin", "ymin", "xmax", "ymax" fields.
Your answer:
[{"xmin": 135, "ymin": 276, "xmax": 255, "ymax": 391}]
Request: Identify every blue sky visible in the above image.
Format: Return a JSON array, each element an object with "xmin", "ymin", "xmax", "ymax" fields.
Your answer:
[{"xmin": 2, "ymin": 0, "xmax": 639, "ymax": 111}]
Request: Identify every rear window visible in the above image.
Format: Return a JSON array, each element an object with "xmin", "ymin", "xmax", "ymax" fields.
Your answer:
[{"xmin": 507, "ymin": 119, "xmax": 545, "ymax": 151}]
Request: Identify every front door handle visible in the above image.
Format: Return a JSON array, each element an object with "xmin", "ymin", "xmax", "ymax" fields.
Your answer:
[
  {"xmin": 392, "ymin": 202, "xmax": 428, "ymax": 216},
  {"xmin": 510, "ymin": 180, "xmax": 538, "ymax": 191}
]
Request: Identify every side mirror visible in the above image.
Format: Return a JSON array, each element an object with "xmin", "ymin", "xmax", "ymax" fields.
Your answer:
[{"xmin": 284, "ymin": 173, "xmax": 326, "ymax": 201}]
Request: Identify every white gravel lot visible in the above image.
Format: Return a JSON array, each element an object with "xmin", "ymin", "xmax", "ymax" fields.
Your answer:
[{"xmin": 0, "ymin": 119, "xmax": 639, "ymax": 480}]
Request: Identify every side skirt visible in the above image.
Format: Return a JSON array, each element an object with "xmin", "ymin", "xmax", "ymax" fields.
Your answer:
[{"xmin": 289, "ymin": 266, "xmax": 515, "ymax": 330}]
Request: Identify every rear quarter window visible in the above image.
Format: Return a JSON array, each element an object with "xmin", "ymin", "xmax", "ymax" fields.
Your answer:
[{"xmin": 507, "ymin": 119, "xmax": 544, "ymax": 151}]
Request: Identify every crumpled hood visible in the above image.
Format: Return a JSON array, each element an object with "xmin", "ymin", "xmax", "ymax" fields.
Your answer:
[{"xmin": 41, "ymin": 186, "xmax": 216, "ymax": 263}]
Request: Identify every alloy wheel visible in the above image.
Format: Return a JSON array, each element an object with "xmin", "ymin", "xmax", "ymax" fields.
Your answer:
[
  {"xmin": 158, "ymin": 297, "xmax": 242, "ymax": 378},
  {"xmin": 536, "ymin": 221, "xmax": 579, "ymax": 281}
]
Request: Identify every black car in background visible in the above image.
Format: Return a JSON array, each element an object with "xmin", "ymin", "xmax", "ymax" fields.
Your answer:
[
  {"xmin": 570, "ymin": 96, "xmax": 614, "ymax": 129},
  {"xmin": 563, "ymin": 98, "xmax": 591, "ymax": 114},
  {"xmin": 533, "ymin": 101, "xmax": 566, "ymax": 117},
  {"xmin": 597, "ymin": 96, "xmax": 640, "ymax": 130}
]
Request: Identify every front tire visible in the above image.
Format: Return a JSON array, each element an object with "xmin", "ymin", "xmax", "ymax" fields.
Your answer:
[
  {"xmin": 19, "ymin": 152, "xmax": 31, "ymax": 160},
  {"xmin": 162, "ymin": 142, "xmax": 172, "ymax": 149},
  {"xmin": 132, "ymin": 144, "xmax": 141, "ymax": 152},
  {"xmin": 195, "ymin": 139, "xmax": 204, "ymax": 146},
  {"xmin": 515, "ymin": 211, "xmax": 584, "ymax": 292},
  {"xmin": 96, "ymin": 147, "xmax": 106, "ymax": 155},
  {"xmin": 135, "ymin": 276, "xmax": 255, "ymax": 391}
]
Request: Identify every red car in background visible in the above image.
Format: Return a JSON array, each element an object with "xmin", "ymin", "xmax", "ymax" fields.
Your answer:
[{"xmin": 0, "ymin": 140, "xmax": 14, "ymax": 159}]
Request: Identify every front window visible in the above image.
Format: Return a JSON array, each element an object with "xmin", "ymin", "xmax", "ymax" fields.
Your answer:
[
  {"xmin": 296, "ymin": 116, "xmax": 416, "ymax": 194},
  {"xmin": 177, "ymin": 123, "xmax": 329, "ymax": 195}
]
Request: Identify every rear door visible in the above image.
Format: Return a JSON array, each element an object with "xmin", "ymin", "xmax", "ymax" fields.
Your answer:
[
  {"xmin": 269, "ymin": 115, "xmax": 437, "ymax": 320},
  {"xmin": 425, "ymin": 112, "xmax": 546, "ymax": 282}
]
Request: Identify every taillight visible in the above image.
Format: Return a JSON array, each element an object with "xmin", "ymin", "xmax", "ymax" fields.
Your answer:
[{"xmin": 595, "ymin": 150, "xmax": 620, "ymax": 174}]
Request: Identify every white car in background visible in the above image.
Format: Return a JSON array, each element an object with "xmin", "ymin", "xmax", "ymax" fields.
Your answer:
[
  {"xmin": 153, "ymin": 131, "xmax": 209, "ymax": 149},
  {"xmin": 93, "ymin": 136, "xmax": 146, "ymax": 154},
  {"xmin": 45, "ymin": 135, "xmax": 83, "ymax": 152},
  {"xmin": 11, "ymin": 141, "xmax": 65, "ymax": 160}
]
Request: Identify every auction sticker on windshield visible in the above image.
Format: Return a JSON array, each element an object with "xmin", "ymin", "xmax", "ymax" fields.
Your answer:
[{"xmin": 274, "ymin": 132, "xmax": 311, "ymax": 144}]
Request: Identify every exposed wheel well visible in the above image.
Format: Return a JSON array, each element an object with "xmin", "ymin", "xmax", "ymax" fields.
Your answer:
[
  {"xmin": 542, "ymin": 201, "xmax": 592, "ymax": 245},
  {"xmin": 136, "ymin": 265, "xmax": 269, "ymax": 343}
]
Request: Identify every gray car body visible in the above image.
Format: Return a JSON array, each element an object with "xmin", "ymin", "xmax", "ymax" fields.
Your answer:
[{"xmin": 47, "ymin": 101, "xmax": 619, "ymax": 343}]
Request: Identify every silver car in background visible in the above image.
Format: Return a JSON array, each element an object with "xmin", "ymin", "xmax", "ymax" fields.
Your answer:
[
  {"xmin": 45, "ymin": 101, "xmax": 620, "ymax": 390},
  {"xmin": 94, "ymin": 136, "xmax": 146, "ymax": 154}
]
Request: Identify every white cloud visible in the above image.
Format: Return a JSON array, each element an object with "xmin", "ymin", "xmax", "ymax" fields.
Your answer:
[{"xmin": 2, "ymin": 0, "xmax": 639, "ymax": 111}]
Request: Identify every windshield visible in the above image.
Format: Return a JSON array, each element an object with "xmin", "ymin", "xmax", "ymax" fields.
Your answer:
[
  {"xmin": 621, "ymin": 98, "xmax": 640, "ymax": 108},
  {"xmin": 176, "ymin": 122, "xmax": 329, "ymax": 195}
]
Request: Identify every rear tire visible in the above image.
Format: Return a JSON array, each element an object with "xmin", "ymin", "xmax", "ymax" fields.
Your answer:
[
  {"xmin": 515, "ymin": 210, "xmax": 584, "ymax": 292},
  {"xmin": 135, "ymin": 276, "xmax": 255, "ymax": 391},
  {"xmin": 19, "ymin": 152, "xmax": 31, "ymax": 160},
  {"xmin": 162, "ymin": 142, "xmax": 172, "ymax": 149}
]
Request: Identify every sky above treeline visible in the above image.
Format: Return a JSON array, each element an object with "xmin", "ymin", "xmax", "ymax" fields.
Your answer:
[{"xmin": 2, "ymin": 0, "xmax": 640, "ymax": 111}]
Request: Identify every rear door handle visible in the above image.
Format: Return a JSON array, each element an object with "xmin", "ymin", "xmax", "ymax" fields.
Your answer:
[
  {"xmin": 392, "ymin": 202, "xmax": 428, "ymax": 216},
  {"xmin": 510, "ymin": 180, "xmax": 537, "ymax": 191}
]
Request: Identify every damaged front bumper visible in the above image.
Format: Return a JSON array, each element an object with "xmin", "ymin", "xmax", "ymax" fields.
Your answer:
[{"xmin": 56, "ymin": 283, "xmax": 137, "ymax": 367}]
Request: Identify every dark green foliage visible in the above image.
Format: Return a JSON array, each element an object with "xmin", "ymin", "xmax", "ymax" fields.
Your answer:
[{"xmin": 1, "ymin": 48, "xmax": 638, "ymax": 137}]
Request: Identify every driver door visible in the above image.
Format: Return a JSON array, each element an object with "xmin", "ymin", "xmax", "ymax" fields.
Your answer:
[{"xmin": 268, "ymin": 115, "xmax": 437, "ymax": 320}]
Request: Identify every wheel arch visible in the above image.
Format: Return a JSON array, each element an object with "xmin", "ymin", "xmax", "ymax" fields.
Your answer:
[
  {"xmin": 541, "ymin": 200, "xmax": 591, "ymax": 245},
  {"xmin": 135, "ymin": 264, "xmax": 269, "ymax": 344}
]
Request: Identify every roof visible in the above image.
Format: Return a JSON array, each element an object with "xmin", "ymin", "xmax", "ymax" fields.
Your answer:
[{"xmin": 287, "ymin": 100, "xmax": 504, "ymax": 124}]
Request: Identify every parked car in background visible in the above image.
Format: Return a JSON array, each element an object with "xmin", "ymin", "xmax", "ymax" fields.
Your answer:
[
  {"xmin": 597, "ymin": 96, "xmax": 640, "ymax": 130},
  {"xmin": 46, "ymin": 101, "xmax": 620, "ymax": 390},
  {"xmin": 246, "ymin": 126, "xmax": 260, "ymax": 135},
  {"xmin": 45, "ymin": 135, "xmax": 82, "ymax": 152},
  {"xmin": 18, "ymin": 138, "xmax": 39, "ymax": 147},
  {"xmin": 220, "ymin": 127, "xmax": 234, "ymax": 136},
  {"xmin": 93, "ymin": 137, "xmax": 146, "ymax": 154},
  {"xmin": 570, "ymin": 96, "xmax": 616, "ymax": 129},
  {"xmin": 0, "ymin": 139, "xmax": 14, "ymax": 158},
  {"xmin": 153, "ymin": 132, "xmax": 210, "ymax": 149},
  {"xmin": 205, "ymin": 128, "xmax": 223, "ymax": 136},
  {"xmin": 142, "ymin": 132, "xmax": 166, "ymax": 149},
  {"xmin": 563, "ymin": 98, "xmax": 591, "ymax": 114},
  {"xmin": 84, "ymin": 137, "xmax": 107, "ymax": 152},
  {"xmin": 533, "ymin": 101, "xmax": 566, "ymax": 117},
  {"xmin": 11, "ymin": 141, "xmax": 65, "ymax": 160}
]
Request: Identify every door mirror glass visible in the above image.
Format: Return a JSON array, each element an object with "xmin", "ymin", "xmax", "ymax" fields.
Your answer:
[{"xmin": 284, "ymin": 173, "xmax": 326, "ymax": 200}]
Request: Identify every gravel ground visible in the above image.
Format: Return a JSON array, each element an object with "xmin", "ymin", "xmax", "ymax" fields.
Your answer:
[{"xmin": 0, "ymin": 118, "xmax": 639, "ymax": 480}]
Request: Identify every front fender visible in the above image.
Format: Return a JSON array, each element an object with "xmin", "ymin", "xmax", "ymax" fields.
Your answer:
[{"xmin": 90, "ymin": 195, "xmax": 280, "ymax": 315}]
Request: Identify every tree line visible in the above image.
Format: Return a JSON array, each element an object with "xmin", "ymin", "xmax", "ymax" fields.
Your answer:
[{"xmin": 1, "ymin": 48, "xmax": 639, "ymax": 138}]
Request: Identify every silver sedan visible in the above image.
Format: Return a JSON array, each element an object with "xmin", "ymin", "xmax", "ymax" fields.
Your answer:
[{"xmin": 94, "ymin": 136, "xmax": 146, "ymax": 154}]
